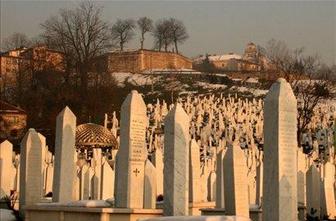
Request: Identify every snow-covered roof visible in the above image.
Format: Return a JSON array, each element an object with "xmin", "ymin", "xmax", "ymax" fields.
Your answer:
[
  {"xmin": 193, "ymin": 53, "xmax": 242, "ymax": 63},
  {"xmin": 208, "ymin": 54, "xmax": 242, "ymax": 61}
]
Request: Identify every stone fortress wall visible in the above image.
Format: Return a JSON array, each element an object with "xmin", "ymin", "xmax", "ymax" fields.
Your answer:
[{"xmin": 102, "ymin": 49, "xmax": 192, "ymax": 73}]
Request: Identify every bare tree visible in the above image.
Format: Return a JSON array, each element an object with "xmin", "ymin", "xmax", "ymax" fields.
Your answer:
[
  {"xmin": 167, "ymin": 18, "xmax": 188, "ymax": 54},
  {"xmin": 152, "ymin": 19, "xmax": 172, "ymax": 52},
  {"xmin": 41, "ymin": 1, "xmax": 112, "ymax": 110},
  {"xmin": 137, "ymin": 17, "xmax": 153, "ymax": 49},
  {"xmin": 111, "ymin": 19, "xmax": 135, "ymax": 51},
  {"xmin": 1, "ymin": 33, "xmax": 31, "ymax": 50},
  {"xmin": 264, "ymin": 39, "xmax": 333, "ymax": 148}
]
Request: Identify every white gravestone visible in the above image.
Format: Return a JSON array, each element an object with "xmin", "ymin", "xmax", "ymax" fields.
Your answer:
[
  {"xmin": 164, "ymin": 103, "xmax": 190, "ymax": 216},
  {"xmin": 223, "ymin": 141, "xmax": 249, "ymax": 218},
  {"xmin": 92, "ymin": 148, "xmax": 102, "ymax": 200},
  {"xmin": 153, "ymin": 148, "xmax": 164, "ymax": 197},
  {"xmin": 189, "ymin": 139, "xmax": 202, "ymax": 203},
  {"xmin": 207, "ymin": 171, "xmax": 216, "ymax": 202},
  {"xmin": 52, "ymin": 106, "xmax": 77, "ymax": 203},
  {"xmin": 115, "ymin": 90, "xmax": 147, "ymax": 208},
  {"xmin": 263, "ymin": 78, "xmax": 298, "ymax": 221},
  {"xmin": 216, "ymin": 149, "xmax": 225, "ymax": 208},
  {"xmin": 322, "ymin": 161, "xmax": 336, "ymax": 218},
  {"xmin": 306, "ymin": 164, "xmax": 321, "ymax": 218},
  {"xmin": 19, "ymin": 129, "xmax": 44, "ymax": 215},
  {"xmin": 0, "ymin": 140, "xmax": 14, "ymax": 198},
  {"xmin": 297, "ymin": 149, "xmax": 307, "ymax": 207},
  {"xmin": 144, "ymin": 159, "xmax": 157, "ymax": 209},
  {"xmin": 101, "ymin": 159, "xmax": 114, "ymax": 200}
]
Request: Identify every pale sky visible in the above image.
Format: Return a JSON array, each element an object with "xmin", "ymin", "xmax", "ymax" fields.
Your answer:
[{"xmin": 1, "ymin": 0, "xmax": 335, "ymax": 65}]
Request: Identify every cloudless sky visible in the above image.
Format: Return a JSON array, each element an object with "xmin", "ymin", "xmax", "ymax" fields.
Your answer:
[{"xmin": 1, "ymin": 0, "xmax": 335, "ymax": 65}]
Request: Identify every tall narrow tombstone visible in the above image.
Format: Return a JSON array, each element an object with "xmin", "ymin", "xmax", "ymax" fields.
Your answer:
[
  {"xmin": 263, "ymin": 78, "xmax": 298, "ymax": 221},
  {"xmin": 80, "ymin": 165, "xmax": 91, "ymax": 200},
  {"xmin": 52, "ymin": 106, "xmax": 77, "ymax": 203},
  {"xmin": 92, "ymin": 148, "xmax": 102, "ymax": 200},
  {"xmin": 14, "ymin": 155, "xmax": 20, "ymax": 192},
  {"xmin": 0, "ymin": 140, "xmax": 14, "ymax": 198},
  {"xmin": 200, "ymin": 171, "xmax": 208, "ymax": 202},
  {"xmin": 144, "ymin": 159, "xmax": 157, "ymax": 209},
  {"xmin": 321, "ymin": 161, "xmax": 336, "ymax": 218},
  {"xmin": 297, "ymin": 149, "xmax": 307, "ymax": 207},
  {"xmin": 45, "ymin": 152, "xmax": 54, "ymax": 195},
  {"xmin": 189, "ymin": 139, "xmax": 202, "ymax": 203},
  {"xmin": 306, "ymin": 164, "xmax": 321, "ymax": 218},
  {"xmin": 38, "ymin": 133, "xmax": 47, "ymax": 195},
  {"xmin": 163, "ymin": 103, "xmax": 189, "ymax": 216},
  {"xmin": 153, "ymin": 148, "xmax": 163, "ymax": 197},
  {"xmin": 101, "ymin": 159, "xmax": 114, "ymax": 200},
  {"xmin": 115, "ymin": 90, "xmax": 147, "ymax": 208},
  {"xmin": 223, "ymin": 141, "xmax": 249, "ymax": 218},
  {"xmin": 74, "ymin": 169, "xmax": 81, "ymax": 201},
  {"xmin": 207, "ymin": 171, "xmax": 216, "ymax": 202},
  {"xmin": 19, "ymin": 129, "xmax": 44, "ymax": 215},
  {"xmin": 216, "ymin": 149, "xmax": 225, "ymax": 208},
  {"xmin": 255, "ymin": 157, "xmax": 263, "ymax": 206}
]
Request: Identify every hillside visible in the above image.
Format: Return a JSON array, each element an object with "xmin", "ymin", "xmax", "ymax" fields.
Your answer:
[{"xmin": 110, "ymin": 72, "xmax": 269, "ymax": 105}]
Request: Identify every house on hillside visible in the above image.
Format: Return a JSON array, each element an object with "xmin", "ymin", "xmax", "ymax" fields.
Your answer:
[
  {"xmin": 0, "ymin": 100, "xmax": 27, "ymax": 144},
  {"xmin": 0, "ymin": 45, "xmax": 65, "ymax": 89},
  {"xmin": 192, "ymin": 42, "xmax": 273, "ymax": 72}
]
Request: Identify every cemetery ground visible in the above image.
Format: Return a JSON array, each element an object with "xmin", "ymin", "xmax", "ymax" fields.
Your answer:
[{"xmin": 0, "ymin": 73, "xmax": 335, "ymax": 221}]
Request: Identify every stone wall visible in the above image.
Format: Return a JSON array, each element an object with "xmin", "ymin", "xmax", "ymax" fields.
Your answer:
[{"xmin": 102, "ymin": 50, "xmax": 192, "ymax": 73}]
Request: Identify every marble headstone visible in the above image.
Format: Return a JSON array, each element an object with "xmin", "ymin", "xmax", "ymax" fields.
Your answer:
[
  {"xmin": 163, "ymin": 103, "xmax": 190, "ymax": 216},
  {"xmin": 223, "ymin": 141, "xmax": 249, "ymax": 218},
  {"xmin": 216, "ymin": 149, "xmax": 225, "ymax": 208},
  {"xmin": 321, "ymin": 162, "xmax": 336, "ymax": 218},
  {"xmin": 263, "ymin": 78, "xmax": 298, "ymax": 221},
  {"xmin": 19, "ymin": 129, "xmax": 44, "ymax": 215},
  {"xmin": 0, "ymin": 140, "xmax": 14, "ymax": 198},
  {"xmin": 189, "ymin": 139, "xmax": 202, "ymax": 203},
  {"xmin": 52, "ymin": 106, "xmax": 77, "ymax": 203},
  {"xmin": 306, "ymin": 164, "xmax": 321, "ymax": 218},
  {"xmin": 115, "ymin": 90, "xmax": 147, "ymax": 208},
  {"xmin": 144, "ymin": 159, "xmax": 157, "ymax": 209}
]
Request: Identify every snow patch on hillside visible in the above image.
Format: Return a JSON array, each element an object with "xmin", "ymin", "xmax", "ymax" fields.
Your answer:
[
  {"xmin": 198, "ymin": 82, "xmax": 227, "ymax": 90},
  {"xmin": 111, "ymin": 73, "xmax": 158, "ymax": 87}
]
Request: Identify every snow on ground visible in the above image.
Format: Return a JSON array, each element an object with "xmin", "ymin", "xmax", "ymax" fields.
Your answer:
[
  {"xmin": 245, "ymin": 77, "xmax": 259, "ymax": 84},
  {"xmin": 250, "ymin": 88, "xmax": 268, "ymax": 96},
  {"xmin": 111, "ymin": 73, "xmax": 159, "ymax": 87},
  {"xmin": 197, "ymin": 82, "xmax": 227, "ymax": 90},
  {"xmin": 231, "ymin": 86, "xmax": 268, "ymax": 96},
  {"xmin": 142, "ymin": 68, "xmax": 197, "ymax": 73}
]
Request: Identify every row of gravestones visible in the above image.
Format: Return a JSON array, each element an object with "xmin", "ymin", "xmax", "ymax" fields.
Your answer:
[
  {"xmin": 103, "ymin": 89, "xmax": 334, "ymax": 207},
  {"xmin": 145, "ymin": 91, "xmax": 334, "ymax": 158},
  {"xmin": 1, "ymin": 137, "xmax": 333, "ymax": 218},
  {"xmin": 0, "ymin": 140, "xmax": 54, "ymax": 199},
  {"xmin": 0, "ymin": 78, "xmax": 335, "ymax": 220}
]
